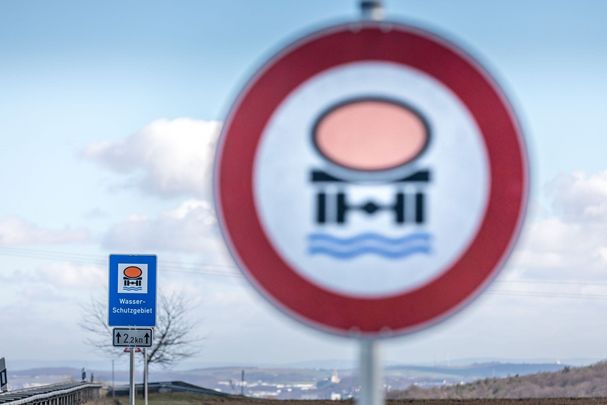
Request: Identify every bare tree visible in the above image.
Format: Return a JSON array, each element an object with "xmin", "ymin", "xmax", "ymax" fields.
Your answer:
[
  {"xmin": 145, "ymin": 292, "xmax": 201, "ymax": 366},
  {"xmin": 80, "ymin": 290, "xmax": 202, "ymax": 368}
]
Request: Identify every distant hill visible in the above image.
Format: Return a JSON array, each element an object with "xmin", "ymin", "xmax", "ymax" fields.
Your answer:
[
  {"xmin": 8, "ymin": 362, "xmax": 567, "ymax": 389},
  {"xmin": 6, "ymin": 362, "xmax": 581, "ymax": 399},
  {"xmin": 386, "ymin": 362, "xmax": 566, "ymax": 380},
  {"xmin": 388, "ymin": 361, "xmax": 607, "ymax": 399}
]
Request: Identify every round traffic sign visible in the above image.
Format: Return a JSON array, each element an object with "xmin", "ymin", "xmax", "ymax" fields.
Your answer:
[{"xmin": 215, "ymin": 22, "xmax": 528, "ymax": 336}]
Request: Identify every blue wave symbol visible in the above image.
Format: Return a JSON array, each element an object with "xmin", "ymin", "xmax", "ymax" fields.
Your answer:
[
  {"xmin": 123, "ymin": 287, "xmax": 142, "ymax": 291},
  {"xmin": 308, "ymin": 232, "xmax": 431, "ymax": 245},
  {"xmin": 309, "ymin": 245, "xmax": 430, "ymax": 259},
  {"xmin": 307, "ymin": 232, "xmax": 432, "ymax": 260}
]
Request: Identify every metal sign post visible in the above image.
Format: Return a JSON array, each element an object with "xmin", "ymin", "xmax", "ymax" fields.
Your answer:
[
  {"xmin": 0, "ymin": 358, "xmax": 7, "ymax": 392},
  {"xmin": 357, "ymin": 4, "xmax": 384, "ymax": 404},
  {"xmin": 360, "ymin": 0, "xmax": 383, "ymax": 21},
  {"xmin": 144, "ymin": 348, "xmax": 149, "ymax": 405},
  {"xmin": 128, "ymin": 349, "xmax": 135, "ymax": 405},
  {"xmin": 359, "ymin": 340, "xmax": 382, "ymax": 405},
  {"xmin": 112, "ymin": 359, "xmax": 115, "ymax": 400}
]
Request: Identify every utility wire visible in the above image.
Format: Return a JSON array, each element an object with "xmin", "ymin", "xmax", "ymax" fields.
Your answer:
[
  {"xmin": 0, "ymin": 246, "xmax": 241, "ymax": 278},
  {"xmin": 495, "ymin": 278, "xmax": 607, "ymax": 286},
  {"xmin": 486, "ymin": 289, "xmax": 607, "ymax": 301},
  {"xmin": 2, "ymin": 246, "xmax": 607, "ymax": 295}
]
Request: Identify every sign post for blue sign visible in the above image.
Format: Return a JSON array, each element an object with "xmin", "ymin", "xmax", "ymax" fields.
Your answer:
[
  {"xmin": 0, "ymin": 357, "xmax": 7, "ymax": 392},
  {"xmin": 108, "ymin": 254, "xmax": 157, "ymax": 327}
]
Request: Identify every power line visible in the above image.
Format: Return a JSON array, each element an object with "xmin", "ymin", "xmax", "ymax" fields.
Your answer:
[
  {"xmin": 2, "ymin": 246, "xmax": 607, "ymax": 297},
  {"xmin": 496, "ymin": 278, "xmax": 607, "ymax": 286},
  {"xmin": 0, "ymin": 246, "xmax": 241, "ymax": 278},
  {"xmin": 487, "ymin": 289, "xmax": 607, "ymax": 301}
]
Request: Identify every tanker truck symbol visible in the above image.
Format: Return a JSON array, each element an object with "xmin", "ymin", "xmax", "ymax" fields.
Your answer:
[
  {"xmin": 308, "ymin": 97, "xmax": 432, "ymax": 259},
  {"xmin": 122, "ymin": 266, "xmax": 143, "ymax": 291}
]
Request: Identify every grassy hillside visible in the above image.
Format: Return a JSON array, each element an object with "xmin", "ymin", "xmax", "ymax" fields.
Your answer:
[
  {"xmin": 91, "ymin": 394, "xmax": 607, "ymax": 405},
  {"xmin": 389, "ymin": 362, "xmax": 607, "ymax": 399},
  {"xmin": 93, "ymin": 392, "xmax": 235, "ymax": 404}
]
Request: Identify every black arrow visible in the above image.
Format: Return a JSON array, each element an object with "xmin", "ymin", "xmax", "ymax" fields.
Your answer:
[
  {"xmin": 144, "ymin": 333, "xmax": 149, "ymax": 344},
  {"xmin": 116, "ymin": 332, "xmax": 121, "ymax": 342}
]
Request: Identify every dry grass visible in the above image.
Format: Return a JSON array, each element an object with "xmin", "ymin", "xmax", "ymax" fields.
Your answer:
[
  {"xmin": 88, "ymin": 394, "xmax": 607, "ymax": 405},
  {"xmin": 389, "ymin": 362, "xmax": 607, "ymax": 399}
]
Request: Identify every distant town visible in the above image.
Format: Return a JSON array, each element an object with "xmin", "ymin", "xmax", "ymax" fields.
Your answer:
[{"xmin": 5, "ymin": 362, "xmax": 568, "ymax": 400}]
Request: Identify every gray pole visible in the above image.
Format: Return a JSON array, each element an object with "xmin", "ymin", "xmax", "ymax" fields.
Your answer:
[
  {"xmin": 357, "ymin": 2, "xmax": 384, "ymax": 401},
  {"xmin": 0, "ymin": 357, "xmax": 7, "ymax": 393},
  {"xmin": 129, "ymin": 349, "xmax": 136, "ymax": 405},
  {"xmin": 144, "ymin": 348, "xmax": 149, "ymax": 405},
  {"xmin": 112, "ymin": 359, "xmax": 115, "ymax": 400},
  {"xmin": 360, "ymin": 0, "xmax": 383, "ymax": 21},
  {"xmin": 357, "ymin": 339, "xmax": 383, "ymax": 405}
]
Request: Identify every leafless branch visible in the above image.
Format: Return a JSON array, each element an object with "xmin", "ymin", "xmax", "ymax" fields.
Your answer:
[{"xmin": 80, "ymin": 290, "xmax": 203, "ymax": 368}]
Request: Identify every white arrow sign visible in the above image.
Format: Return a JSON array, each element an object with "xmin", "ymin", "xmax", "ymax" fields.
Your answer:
[{"xmin": 112, "ymin": 328, "xmax": 153, "ymax": 348}]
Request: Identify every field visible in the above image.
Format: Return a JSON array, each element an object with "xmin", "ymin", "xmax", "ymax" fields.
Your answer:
[{"xmin": 90, "ymin": 393, "xmax": 607, "ymax": 405}]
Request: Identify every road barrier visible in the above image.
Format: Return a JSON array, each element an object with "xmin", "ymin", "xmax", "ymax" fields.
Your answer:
[{"xmin": 0, "ymin": 382, "xmax": 101, "ymax": 404}]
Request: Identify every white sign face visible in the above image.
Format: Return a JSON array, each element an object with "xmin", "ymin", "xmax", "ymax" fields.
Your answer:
[
  {"xmin": 216, "ymin": 22, "xmax": 527, "ymax": 335},
  {"xmin": 112, "ymin": 328, "xmax": 153, "ymax": 347},
  {"xmin": 117, "ymin": 263, "xmax": 148, "ymax": 294},
  {"xmin": 254, "ymin": 62, "xmax": 489, "ymax": 298}
]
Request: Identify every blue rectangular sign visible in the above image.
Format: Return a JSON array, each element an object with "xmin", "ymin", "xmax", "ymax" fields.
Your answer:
[{"xmin": 108, "ymin": 254, "xmax": 157, "ymax": 327}]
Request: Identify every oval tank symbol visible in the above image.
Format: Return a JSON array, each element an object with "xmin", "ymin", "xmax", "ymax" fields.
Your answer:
[
  {"xmin": 123, "ymin": 266, "xmax": 143, "ymax": 279},
  {"xmin": 313, "ymin": 99, "xmax": 430, "ymax": 171}
]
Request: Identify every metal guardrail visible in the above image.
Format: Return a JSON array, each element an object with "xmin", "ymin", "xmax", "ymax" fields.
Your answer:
[
  {"xmin": 0, "ymin": 382, "xmax": 101, "ymax": 404},
  {"xmin": 110, "ymin": 380, "xmax": 230, "ymax": 397}
]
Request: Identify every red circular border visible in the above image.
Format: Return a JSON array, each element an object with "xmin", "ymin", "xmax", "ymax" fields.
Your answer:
[{"xmin": 215, "ymin": 23, "xmax": 527, "ymax": 336}]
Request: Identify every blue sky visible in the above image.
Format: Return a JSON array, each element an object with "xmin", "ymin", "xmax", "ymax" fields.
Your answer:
[{"xmin": 2, "ymin": 0, "xmax": 607, "ymax": 372}]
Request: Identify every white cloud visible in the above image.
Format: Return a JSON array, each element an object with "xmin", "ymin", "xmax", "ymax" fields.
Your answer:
[
  {"xmin": 102, "ymin": 199, "xmax": 227, "ymax": 258},
  {"xmin": 0, "ymin": 261, "xmax": 106, "ymax": 361},
  {"xmin": 0, "ymin": 262, "xmax": 104, "ymax": 293},
  {"xmin": 77, "ymin": 119, "xmax": 607, "ymax": 364},
  {"xmin": 0, "ymin": 216, "xmax": 89, "ymax": 246},
  {"xmin": 84, "ymin": 118, "xmax": 221, "ymax": 198},
  {"xmin": 547, "ymin": 170, "xmax": 607, "ymax": 222},
  {"xmin": 507, "ymin": 171, "xmax": 607, "ymax": 281}
]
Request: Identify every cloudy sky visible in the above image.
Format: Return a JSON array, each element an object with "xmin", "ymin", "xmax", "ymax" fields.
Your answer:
[{"xmin": 2, "ymin": 0, "xmax": 607, "ymax": 372}]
